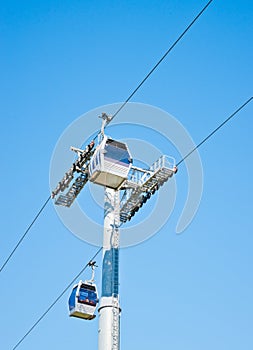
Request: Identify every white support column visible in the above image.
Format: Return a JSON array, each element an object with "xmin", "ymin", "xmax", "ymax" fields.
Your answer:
[{"xmin": 98, "ymin": 188, "xmax": 121, "ymax": 350}]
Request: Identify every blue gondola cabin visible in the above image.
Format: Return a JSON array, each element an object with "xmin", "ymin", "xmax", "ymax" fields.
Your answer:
[
  {"xmin": 89, "ymin": 136, "xmax": 132, "ymax": 189},
  {"xmin": 68, "ymin": 280, "xmax": 99, "ymax": 320}
]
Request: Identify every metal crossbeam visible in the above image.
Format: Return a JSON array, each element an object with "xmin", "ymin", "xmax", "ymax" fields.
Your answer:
[
  {"xmin": 55, "ymin": 173, "xmax": 89, "ymax": 207},
  {"xmin": 120, "ymin": 155, "xmax": 176, "ymax": 222},
  {"xmin": 52, "ymin": 140, "xmax": 95, "ymax": 207}
]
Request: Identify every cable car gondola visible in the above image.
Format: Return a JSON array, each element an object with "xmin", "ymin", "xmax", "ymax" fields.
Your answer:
[
  {"xmin": 68, "ymin": 280, "xmax": 99, "ymax": 320},
  {"xmin": 89, "ymin": 135, "xmax": 132, "ymax": 189}
]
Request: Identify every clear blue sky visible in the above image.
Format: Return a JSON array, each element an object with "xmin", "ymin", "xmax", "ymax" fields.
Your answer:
[{"xmin": 0, "ymin": 1, "xmax": 252, "ymax": 349}]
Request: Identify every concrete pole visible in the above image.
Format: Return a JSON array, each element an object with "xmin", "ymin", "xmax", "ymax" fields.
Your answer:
[{"xmin": 98, "ymin": 188, "xmax": 121, "ymax": 350}]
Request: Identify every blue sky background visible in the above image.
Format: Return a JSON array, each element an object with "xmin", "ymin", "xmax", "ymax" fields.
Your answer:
[{"xmin": 0, "ymin": 0, "xmax": 252, "ymax": 349}]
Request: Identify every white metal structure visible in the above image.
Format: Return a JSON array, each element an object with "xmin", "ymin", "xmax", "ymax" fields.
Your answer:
[
  {"xmin": 52, "ymin": 114, "xmax": 178, "ymax": 350},
  {"xmin": 98, "ymin": 188, "xmax": 121, "ymax": 350},
  {"xmin": 89, "ymin": 136, "xmax": 132, "ymax": 190},
  {"xmin": 52, "ymin": 140, "xmax": 95, "ymax": 206},
  {"xmin": 120, "ymin": 155, "xmax": 177, "ymax": 222},
  {"xmin": 55, "ymin": 173, "xmax": 88, "ymax": 207}
]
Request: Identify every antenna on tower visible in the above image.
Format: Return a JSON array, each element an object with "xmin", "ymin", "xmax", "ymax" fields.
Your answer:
[{"xmin": 99, "ymin": 112, "xmax": 113, "ymax": 141}]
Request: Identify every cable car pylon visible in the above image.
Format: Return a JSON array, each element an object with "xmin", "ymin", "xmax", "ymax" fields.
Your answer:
[
  {"xmin": 52, "ymin": 113, "xmax": 177, "ymax": 349},
  {"xmin": 98, "ymin": 188, "xmax": 121, "ymax": 350}
]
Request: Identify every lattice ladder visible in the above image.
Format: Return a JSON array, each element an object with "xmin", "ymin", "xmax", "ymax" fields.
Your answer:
[{"xmin": 112, "ymin": 296, "xmax": 120, "ymax": 350}]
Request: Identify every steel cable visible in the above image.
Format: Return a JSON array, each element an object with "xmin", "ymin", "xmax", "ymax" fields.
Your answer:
[
  {"xmin": 0, "ymin": 196, "xmax": 51, "ymax": 273},
  {"xmin": 176, "ymin": 97, "xmax": 253, "ymax": 167}
]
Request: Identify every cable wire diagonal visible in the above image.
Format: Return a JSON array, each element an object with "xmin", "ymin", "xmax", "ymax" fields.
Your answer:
[
  {"xmin": 11, "ymin": 247, "xmax": 102, "ymax": 350},
  {"xmin": 0, "ymin": 195, "xmax": 51, "ymax": 273},
  {"xmin": 104, "ymin": 0, "xmax": 214, "ymax": 127},
  {"xmin": 93, "ymin": 0, "xmax": 214, "ymax": 141},
  {"xmin": 176, "ymin": 96, "xmax": 253, "ymax": 167}
]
